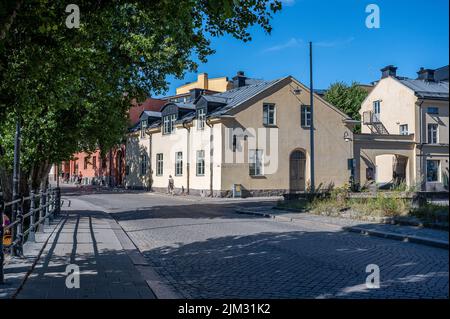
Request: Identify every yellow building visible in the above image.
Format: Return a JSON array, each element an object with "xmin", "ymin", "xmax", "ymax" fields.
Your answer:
[{"xmin": 175, "ymin": 73, "xmax": 233, "ymax": 95}]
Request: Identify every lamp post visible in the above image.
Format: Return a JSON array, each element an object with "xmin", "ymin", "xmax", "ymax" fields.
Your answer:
[{"xmin": 309, "ymin": 42, "xmax": 315, "ymax": 192}]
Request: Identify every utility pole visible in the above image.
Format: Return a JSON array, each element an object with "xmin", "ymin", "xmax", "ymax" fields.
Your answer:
[{"xmin": 309, "ymin": 42, "xmax": 315, "ymax": 192}]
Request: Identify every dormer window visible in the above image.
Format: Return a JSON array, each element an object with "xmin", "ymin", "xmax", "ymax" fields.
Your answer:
[
  {"xmin": 163, "ymin": 114, "xmax": 177, "ymax": 135},
  {"xmin": 140, "ymin": 119, "xmax": 147, "ymax": 138},
  {"xmin": 197, "ymin": 108, "xmax": 206, "ymax": 130}
]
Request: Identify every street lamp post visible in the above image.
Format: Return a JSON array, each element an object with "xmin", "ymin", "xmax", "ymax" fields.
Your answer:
[{"xmin": 12, "ymin": 118, "xmax": 22, "ymax": 256}]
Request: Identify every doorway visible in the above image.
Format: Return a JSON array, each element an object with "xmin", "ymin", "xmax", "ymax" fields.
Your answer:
[{"xmin": 290, "ymin": 150, "xmax": 306, "ymax": 192}]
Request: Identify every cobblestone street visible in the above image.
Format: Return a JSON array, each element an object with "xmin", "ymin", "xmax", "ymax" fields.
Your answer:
[{"xmin": 75, "ymin": 191, "xmax": 449, "ymax": 299}]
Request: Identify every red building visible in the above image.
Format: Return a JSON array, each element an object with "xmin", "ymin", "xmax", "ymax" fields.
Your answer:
[{"xmin": 61, "ymin": 98, "xmax": 165, "ymax": 186}]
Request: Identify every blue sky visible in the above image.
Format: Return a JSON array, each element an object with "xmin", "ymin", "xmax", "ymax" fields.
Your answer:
[{"xmin": 158, "ymin": 0, "xmax": 449, "ymax": 96}]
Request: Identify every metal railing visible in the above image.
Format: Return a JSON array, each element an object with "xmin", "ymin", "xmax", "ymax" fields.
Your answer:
[
  {"xmin": 362, "ymin": 111, "xmax": 381, "ymax": 124},
  {"xmin": 0, "ymin": 187, "xmax": 61, "ymax": 284}
]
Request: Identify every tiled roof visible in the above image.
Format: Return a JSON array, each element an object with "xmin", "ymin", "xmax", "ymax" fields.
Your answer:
[{"xmin": 398, "ymin": 79, "xmax": 449, "ymax": 99}]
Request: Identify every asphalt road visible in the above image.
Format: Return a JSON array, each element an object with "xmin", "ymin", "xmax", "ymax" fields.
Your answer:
[{"xmin": 68, "ymin": 190, "xmax": 449, "ymax": 299}]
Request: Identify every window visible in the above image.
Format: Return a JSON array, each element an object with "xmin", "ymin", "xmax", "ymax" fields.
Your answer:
[
  {"xmin": 263, "ymin": 103, "xmax": 276, "ymax": 126},
  {"xmin": 373, "ymin": 100, "xmax": 381, "ymax": 114},
  {"xmin": 140, "ymin": 153, "xmax": 148, "ymax": 176},
  {"xmin": 93, "ymin": 156, "xmax": 97, "ymax": 169},
  {"xmin": 301, "ymin": 105, "xmax": 311, "ymax": 127},
  {"xmin": 427, "ymin": 160, "xmax": 440, "ymax": 182},
  {"xmin": 163, "ymin": 114, "xmax": 177, "ymax": 134},
  {"xmin": 249, "ymin": 149, "xmax": 264, "ymax": 176},
  {"xmin": 102, "ymin": 158, "xmax": 107, "ymax": 169},
  {"xmin": 196, "ymin": 150, "xmax": 205, "ymax": 176},
  {"xmin": 232, "ymin": 135, "xmax": 237, "ymax": 152},
  {"xmin": 427, "ymin": 124, "xmax": 438, "ymax": 144},
  {"xmin": 84, "ymin": 157, "xmax": 89, "ymax": 170},
  {"xmin": 156, "ymin": 153, "xmax": 163, "ymax": 176},
  {"xmin": 427, "ymin": 107, "xmax": 439, "ymax": 115},
  {"xmin": 197, "ymin": 108, "xmax": 206, "ymax": 130},
  {"xmin": 141, "ymin": 119, "xmax": 147, "ymax": 138},
  {"xmin": 175, "ymin": 152, "xmax": 183, "ymax": 176},
  {"xmin": 399, "ymin": 124, "xmax": 409, "ymax": 135}
]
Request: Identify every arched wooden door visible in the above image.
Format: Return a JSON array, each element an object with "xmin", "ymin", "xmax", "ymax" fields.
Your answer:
[{"xmin": 290, "ymin": 150, "xmax": 306, "ymax": 192}]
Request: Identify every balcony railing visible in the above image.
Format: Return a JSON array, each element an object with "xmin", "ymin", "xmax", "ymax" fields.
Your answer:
[{"xmin": 363, "ymin": 111, "xmax": 381, "ymax": 125}]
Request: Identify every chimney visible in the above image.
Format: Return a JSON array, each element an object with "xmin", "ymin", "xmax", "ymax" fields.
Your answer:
[
  {"xmin": 197, "ymin": 73, "xmax": 208, "ymax": 90},
  {"xmin": 380, "ymin": 65, "xmax": 397, "ymax": 79},
  {"xmin": 417, "ymin": 67, "xmax": 435, "ymax": 81},
  {"xmin": 232, "ymin": 71, "xmax": 247, "ymax": 88}
]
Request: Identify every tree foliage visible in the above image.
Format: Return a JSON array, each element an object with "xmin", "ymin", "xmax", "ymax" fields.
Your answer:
[
  {"xmin": 323, "ymin": 81, "xmax": 369, "ymax": 132},
  {"xmin": 0, "ymin": 0, "xmax": 282, "ymax": 198}
]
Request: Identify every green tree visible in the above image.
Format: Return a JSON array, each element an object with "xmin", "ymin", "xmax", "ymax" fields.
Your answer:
[
  {"xmin": 323, "ymin": 82, "xmax": 369, "ymax": 132},
  {"xmin": 0, "ymin": 0, "xmax": 282, "ymax": 200}
]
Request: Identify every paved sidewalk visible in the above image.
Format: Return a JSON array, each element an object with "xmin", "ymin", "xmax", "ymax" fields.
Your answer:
[
  {"xmin": 235, "ymin": 206, "xmax": 449, "ymax": 249},
  {"xmin": 13, "ymin": 199, "xmax": 156, "ymax": 299}
]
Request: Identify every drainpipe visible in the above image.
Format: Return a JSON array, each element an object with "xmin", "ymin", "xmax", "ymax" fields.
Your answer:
[
  {"xmin": 206, "ymin": 117, "xmax": 214, "ymax": 197},
  {"xmin": 182, "ymin": 120, "xmax": 191, "ymax": 194},
  {"xmin": 146, "ymin": 130, "xmax": 153, "ymax": 191},
  {"xmin": 417, "ymin": 99, "xmax": 425, "ymax": 191}
]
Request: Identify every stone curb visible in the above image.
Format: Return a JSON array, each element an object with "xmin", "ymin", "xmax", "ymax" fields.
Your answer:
[
  {"xmin": 234, "ymin": 209, "xmax": 449, "ymax": 249},
  {"xmin": 344, "ymin": 226, "xmax": 449, "ymax": 249}
]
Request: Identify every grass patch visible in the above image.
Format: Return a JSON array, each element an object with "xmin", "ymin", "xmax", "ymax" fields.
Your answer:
[{"xmin": 278, "ymin": 187, "xmax": 448, "ymax": 227}]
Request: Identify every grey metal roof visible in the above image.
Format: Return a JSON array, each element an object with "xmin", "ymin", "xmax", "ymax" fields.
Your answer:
[
  {"xmin": 208, "ymin": 77, "xmax": 288, "ymax": 117},
  {"xmin": 142, "ymin": 110, "xmax": 161, "ymax": 118},
  {"xmin": 398, "ymin": 79, "xmax": 449, "ymax": 99}
]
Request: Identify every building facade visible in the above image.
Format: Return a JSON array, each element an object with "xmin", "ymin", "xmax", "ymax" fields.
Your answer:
[
  {"xmin": 126, "ymin": 72, "xmax": 355, "ymax": 196},
  {"xmin": 355, "ymin": 65, "xmax": 449, "ymax": 191}
]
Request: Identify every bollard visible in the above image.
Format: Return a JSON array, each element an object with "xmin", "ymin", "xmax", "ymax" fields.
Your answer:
[{"xmin": 28, "ymin": 191, "xmax": 36, "ymax": 242}]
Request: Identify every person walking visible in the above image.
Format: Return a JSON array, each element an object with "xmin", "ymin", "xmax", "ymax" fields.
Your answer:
[{"xmin": 168, "ymin": 175, "xmax": 174, "ymax": 195}]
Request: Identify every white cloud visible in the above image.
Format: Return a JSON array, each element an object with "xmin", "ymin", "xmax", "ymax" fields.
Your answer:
[
  {"xmin": 315, "ymin": 37, "xmax": 355, "ymax": 48},
  {"xmin": 262, "ymin": 38, "xmax": 303, "ymax": 53}
]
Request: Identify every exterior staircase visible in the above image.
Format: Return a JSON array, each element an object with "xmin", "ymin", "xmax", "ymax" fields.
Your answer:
[{"xmin": 363, "ymin": 111, "xmax": 389, "ymax": 135}]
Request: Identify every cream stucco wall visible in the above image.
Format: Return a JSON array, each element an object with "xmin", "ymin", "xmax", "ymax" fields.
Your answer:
[
  {"xmin": 219, "ymin": 78, "xmax": 353, "ymax": 193},
  {"xmin": 360, "ymin": 77, "xmax": 417, "ymax": 135}
]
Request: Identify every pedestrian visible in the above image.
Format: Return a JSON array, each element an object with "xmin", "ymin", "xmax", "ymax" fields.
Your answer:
[
  {"xmin": 168, "ymin": 175, "xmax": 174, "ymax": 195},
  {"xmin": 2, "ymin": 212, "xmax": 12, "ymax": 246},
  {"xmin": 78, "ymin": 172, "xmax": 83, "ymax": 188}
]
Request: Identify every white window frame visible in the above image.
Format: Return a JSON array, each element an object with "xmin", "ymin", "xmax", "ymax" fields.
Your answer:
[
  {"xmin": 175, "ymin": 152, "xmax": 183, "ymax": 176},
  {"xmin": 263, "ymin": 103, "xmax": 276, "ymax": 126},
  {"xmin": 249, "ymin": 149, "xmax": 264, "ymax": 176},
  {"xmin": 399, "ymin": 124, "xmax": 408, "ymax": 135},
  {"xmin": 427, "ymin": 123, "xmax": 439, "ymax": 144},
  {"xmin": 156, "ymin": 153, "xmax": 163, "ymax": 176},
  {"xmin": 426, "ymin": 160, "xmax": 441, "ymax": 182},
  {"xmin": 163, "ymin": 114, "xmax": 177, "ymax": 135},
  {"xmin": 141, "ymin": 119, "xmax": 147, "ymax": 138},
  {"xmin": 140, "ymin": 153, "xmax": 148, "ymax": 176},
  {"xmin": 196, "ymin": 150, "xmax": 205, "ymax": 176},
  {"xmin": 197, "ymin": 108, "xmax": 206, "ymax": 130},
  {"xmin": 301, "ymin": 105, "xmax": 311, "ymax": 127},
  {"xmin": 373, "ymin": 100, "xmax": 381, "ymax": 114}
]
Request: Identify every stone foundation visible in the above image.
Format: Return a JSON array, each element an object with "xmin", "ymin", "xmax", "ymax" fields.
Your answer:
[{"xmin": 149, "ymin": 187, "xmax": 288, "ymax": 198}]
